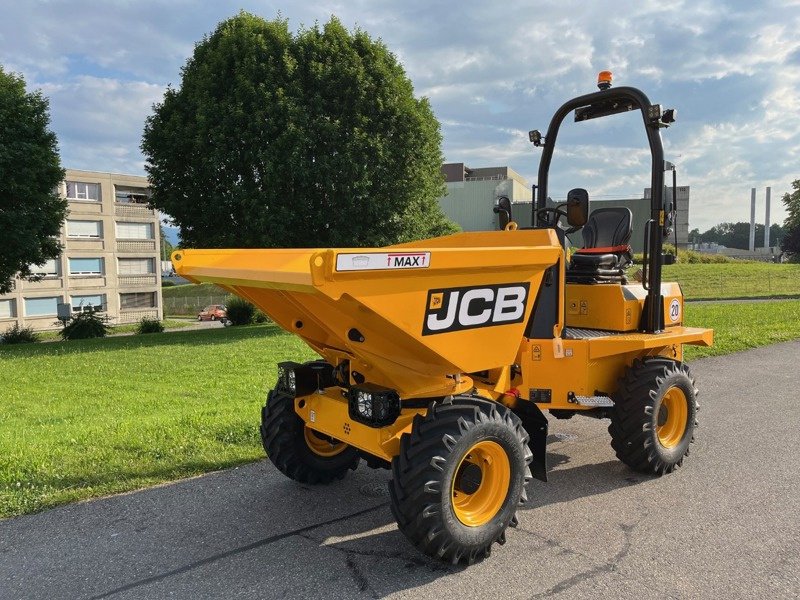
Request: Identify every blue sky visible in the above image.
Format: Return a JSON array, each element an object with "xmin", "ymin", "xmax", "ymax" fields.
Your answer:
[{"xmin": 1, "ymin": 0, "xmax": 798, "ymax": 231}]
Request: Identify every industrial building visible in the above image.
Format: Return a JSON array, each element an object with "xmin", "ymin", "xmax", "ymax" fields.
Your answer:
[
  {"xmin": 0, "ymin": 169, "xmax": 163, "ymax": 332},
  {"xmin": 438, "ymin": 162, "xmax": 690, "ymax": 253}
]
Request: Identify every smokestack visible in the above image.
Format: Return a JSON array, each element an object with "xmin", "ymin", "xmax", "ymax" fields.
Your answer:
[
  {"xmin": 749, "ymin": 188, "xmax": 756, "ymax": 252},
  {"xmin": 764, "ymin": 187, "xmax": 771, "ymax": 248}
]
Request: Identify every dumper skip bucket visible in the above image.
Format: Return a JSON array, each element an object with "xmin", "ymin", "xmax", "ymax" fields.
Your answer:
[{"xmin": 173, "ymin": 229, "xmax": 562, "ymax": 398}]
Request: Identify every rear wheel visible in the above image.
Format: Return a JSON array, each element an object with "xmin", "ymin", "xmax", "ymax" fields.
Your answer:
[
  {"xmin": 260, "ymin": 390, "xmax": 359, "ymax": 484},
  {"xmin": 389, "ymin": 399, "xmax": 532, "ymax": 564},
  {"xmin": 609, "ymin": 357, "xmax": 698, "ymax": 475}
]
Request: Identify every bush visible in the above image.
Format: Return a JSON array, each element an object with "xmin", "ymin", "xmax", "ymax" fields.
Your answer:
[
  {"xmin": 253, "ymin": 310, "xmax": 270, "ymax": 324},
  {"xmin": 61, "ymin": 311, "xmax": 110, "ymax": 340},
  {"xmin": 1, "ymin": 323, "xmax": 39, "ymax": 344},
  {"xmin": 136, "ymin": 317, "xmax": 165, "ymax": 334},
  {"xmin": 225, "ymin": 295, "xmax": 256, "ymax": 326},
  {"xmin": 631, "ymin": 244, "xmax": 739, "ymax": 265},
  {"xmin": 161, "ymin": 280, "xmax": 176, "ymax": 287}
]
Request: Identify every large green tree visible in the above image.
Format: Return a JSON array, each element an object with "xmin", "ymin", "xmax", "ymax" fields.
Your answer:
[
  {"xmin": 142, "ymin": 13, "xmax": 457, "ymax": 249},
  {"xmin": 781, "ymin": 179, "xmax": 800, "ymax": 260},
  {"xmin": 0, "ymin": 67, "xmax": 66, "ymax": 293}
]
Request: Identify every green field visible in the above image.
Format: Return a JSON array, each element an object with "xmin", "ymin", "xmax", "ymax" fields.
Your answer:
[
  {"xmin": 2, "ymin": 300, "xmax": 799, "ymax": 518},
  {"xmin": 163, "ymin": 264, "xmax": 800, "ymax": 316},
  {"xmin": 660, "ymin": 263, "xmax": 800, "ymax": 299}
]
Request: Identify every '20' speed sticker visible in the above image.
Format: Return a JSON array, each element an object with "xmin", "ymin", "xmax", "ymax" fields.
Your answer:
[{"xmin": 669, "ymin": 299, "xmax": 681, "ymax": 323}]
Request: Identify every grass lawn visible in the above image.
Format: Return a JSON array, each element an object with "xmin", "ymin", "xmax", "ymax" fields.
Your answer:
[
  {"xmin": 2, "ymin": 301, "xmax": 799, "ymax": 519},
  {"xmin": 660, "ymin": 263, "xmax": 800, "ymax": 299}
]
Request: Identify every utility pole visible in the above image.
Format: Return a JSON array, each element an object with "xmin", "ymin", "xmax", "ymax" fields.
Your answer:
[
  {"xmin": 749, "ymin": 188, "xmax": 756, "ymax": 252},
  {"xmin": 764, "ymin": 187, "xmax": 771, "ymax": 248}
]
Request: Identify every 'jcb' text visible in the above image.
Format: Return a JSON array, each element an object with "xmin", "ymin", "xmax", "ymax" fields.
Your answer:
[{"xmin": 422, "ymin": 283, "xmax": 530, "ymax": 335}]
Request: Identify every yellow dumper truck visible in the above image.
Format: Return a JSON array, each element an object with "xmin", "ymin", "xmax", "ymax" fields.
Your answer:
[{"xmin": 173, "ymin": 73, "xmax": 712, "ymax": 564}]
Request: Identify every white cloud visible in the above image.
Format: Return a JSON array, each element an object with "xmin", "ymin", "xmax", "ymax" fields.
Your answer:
[{"xmin": 1, "ymin": 0, "xmax": 798, "ymax": 231}]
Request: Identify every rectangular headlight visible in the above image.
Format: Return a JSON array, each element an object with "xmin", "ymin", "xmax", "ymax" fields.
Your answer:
[
  {"xmin": 276, "ymin": 361, "xmax": 336, "ymax": 397},
  {"xmin": 348, "ymin": 384, "xmax": 401, "ymax": 428}
]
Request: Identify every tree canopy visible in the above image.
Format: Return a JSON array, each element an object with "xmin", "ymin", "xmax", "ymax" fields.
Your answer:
[
  {"xmin": 781, "ymin": 179, "xmax": 800, "ymax": 259},
  {"xmin": 0, "ymin": 67, "xmax": 66, "ymax": 293},
  {"xmin": 142, "ymin": 13, "xmax": 457, "ymax": 249},
  {"xmin": 693, "ymin": 221, "xmax": 784, "ymax": 250}
]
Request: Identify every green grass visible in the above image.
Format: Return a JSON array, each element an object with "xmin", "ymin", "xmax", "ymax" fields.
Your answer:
[
  {"xmin": 1, "ymin": 301, "xmax": 799, "ymax": 519},
  {"xmin": 162, "ymin": 282, "xmax": 225, "ymax": 298},
  {"xmin": 683, "ymin": 300, "xmax": 800, "ymax": 359},
  {"xmin": 659, "ymin": 263, "xmax": 800, "ymax": 299},
  {"xmin": 0, "ymin": 324, "xmax": 315, "ymax": 518}
]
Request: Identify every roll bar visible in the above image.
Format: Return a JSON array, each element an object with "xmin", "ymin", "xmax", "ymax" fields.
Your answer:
[{"xmin": 533, "ymin": 85, "xmax": 670, "ymax": 333}]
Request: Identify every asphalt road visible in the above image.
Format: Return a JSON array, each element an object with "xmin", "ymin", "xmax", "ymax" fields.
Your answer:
[{"xmin": 2, "ymin": 341, "xmax": 799, "ymax": 599}]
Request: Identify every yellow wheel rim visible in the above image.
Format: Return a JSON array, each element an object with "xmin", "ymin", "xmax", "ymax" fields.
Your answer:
[
  {"xmin": 303, "ymin": 426, "xmax": 347, "ymax": 457},
  {"xmin": 451, "ymin": 440, "xmax": 511, "ymax": 527},
  {"xmin": 657, "ymin": 387, "xmax": 689, "ymax": 449}
]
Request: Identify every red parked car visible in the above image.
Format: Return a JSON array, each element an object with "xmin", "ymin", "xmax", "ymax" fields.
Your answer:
[{"xmin": 198, "ymin": 304, "xmax": 227, "ymax": 321}]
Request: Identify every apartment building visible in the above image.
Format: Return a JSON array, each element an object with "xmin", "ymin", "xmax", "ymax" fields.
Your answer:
[{"xmin": 0, "ymin": 169, "xmax": 163, "ymax": 332}]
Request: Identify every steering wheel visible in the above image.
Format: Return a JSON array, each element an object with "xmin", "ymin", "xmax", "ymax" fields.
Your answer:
[
  {"xmin": 535, "ymin": 206, "xmax": 567, "ymax": 227},
  {"xmin": 536, "ymin": 206, "xmax": 584, "ymax": 235}
]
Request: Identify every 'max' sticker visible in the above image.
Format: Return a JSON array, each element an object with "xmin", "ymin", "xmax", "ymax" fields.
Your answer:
[
  {"xmin": 422, "ymin": 283, "xmax": 530, "ymax": 335},
  {"xmin": 336, "ymin": 252, "xmax": 430, "ymax": 272}
]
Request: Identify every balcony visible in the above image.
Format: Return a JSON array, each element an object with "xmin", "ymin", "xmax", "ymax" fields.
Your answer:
[
  {"xmin": 114, "ymin": 203, "xmax": 155, "ymax": 218},
  {"xmin": 67, "ymin": 238, "xmax": 106, "ymax": 251},
  {"xmin": 118, "ymin": 274, "xmax": 158, "ymax": 288},
  {"xmin": 69, "ymin": 276, "xmax": 106, "ymax": 289},
  {"xmin": 20, "ymin": 277, "xmax": 64, "ymax": 291},
  {"xmin": 117, "ymin": 240, "xmax": 157, "ymax": 253}
]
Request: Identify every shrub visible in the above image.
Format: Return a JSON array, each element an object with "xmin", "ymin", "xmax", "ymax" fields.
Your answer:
[
  {"xmin": 136, "ymin": 317, "xmax": 165, "ymax": 334},
  {"xmin": 253, "ymin": 310, "xmax": 270, "ymax": 324},
  {"xmin": 161, "ymin": 280, "xmax": 176, "ymax": 287},
  {"xmin": 225, "ymin": 295, "xmax": 256, "ymax": 326},
  {"xmin": 1, "ymin": 323, "xmax": 39, "ymax": 344},
  {"xmin": 61, "ymin": 311, "xmax": 110, "ymax": 340}
]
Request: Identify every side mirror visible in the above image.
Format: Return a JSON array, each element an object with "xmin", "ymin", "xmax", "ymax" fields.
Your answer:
[
  {"xmin": 566, "ymin": 188, "xmax": 589, "ymax": 228},
  {"xmin": 493, "ymin": 196, "xmax": 512, "ymax": 230}
]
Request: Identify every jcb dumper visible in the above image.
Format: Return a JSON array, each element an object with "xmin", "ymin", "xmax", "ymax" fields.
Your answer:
[{"xmin": 173, "ymin": 73, "xmax": 712, "ymax": 564}]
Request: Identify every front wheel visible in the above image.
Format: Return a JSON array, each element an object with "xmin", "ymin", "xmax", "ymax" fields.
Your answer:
[
  {"xmin": 389, "ymin": 399, "xmax": 532, "ymax": 564},
  {"xmin": 609, "ymin": 357, "xmax": 698, "ymax": 475},
  {"xmin": 260, "ymin": 390, "xmax": 359, "ymax": 484}
]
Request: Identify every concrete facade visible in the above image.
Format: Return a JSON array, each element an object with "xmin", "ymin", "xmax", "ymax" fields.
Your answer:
[
  {"xmin": 438, "ymin": 163, "xmax": 533, "ymax": 231},
  {"xmin": 437, "ymin": 163, "xmax": 690, "ymax": 254},
  {"xmin": 0, "ymin": 169, "xmax": 163, "ymax": 332}
]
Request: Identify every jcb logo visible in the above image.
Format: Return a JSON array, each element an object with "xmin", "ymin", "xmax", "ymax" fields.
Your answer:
[{"xmin": 422, "ymin": 283, "xmax": 530, "ymax": 336}]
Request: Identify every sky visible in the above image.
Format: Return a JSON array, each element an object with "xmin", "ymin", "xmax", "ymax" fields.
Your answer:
[{"xmin": 1, "ymin": 0, "xmax": 798, "ymax": 232}]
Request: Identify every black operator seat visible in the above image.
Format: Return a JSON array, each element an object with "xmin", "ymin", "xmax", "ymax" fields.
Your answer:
[{"xmin": 566, "ymin": 206, "xmax": 633, "ymax": 284}]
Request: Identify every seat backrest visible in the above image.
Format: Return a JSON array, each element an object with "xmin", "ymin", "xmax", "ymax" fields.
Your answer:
[{"xmin": 581, "ymin": 207, "xmax": 633, "ymax": 249}]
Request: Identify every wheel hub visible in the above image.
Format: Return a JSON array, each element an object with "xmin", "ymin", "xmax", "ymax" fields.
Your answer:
[
  {"xmin": 451, "ymin": 440, "xmax": 511, "ymax": 527},
  {"xmin": 657, "ymin": 386, "xmax": 689, "ymax": 449}
]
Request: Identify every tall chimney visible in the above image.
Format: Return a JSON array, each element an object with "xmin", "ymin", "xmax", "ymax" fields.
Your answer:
[
  {"xmin": 764, "ymin": 187, "xmax": 771, "ymax": 248},
  {"xmin": 749, "ymin": 188, "xmax": 756, "ymax": 252}
]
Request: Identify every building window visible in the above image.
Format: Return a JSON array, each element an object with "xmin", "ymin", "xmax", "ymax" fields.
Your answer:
[
  {"xmin": 115, "ymin": 186, "xmax": 150, "ymax": 204},
  {"xmin": 0, "ymin": 299, "xmax": 15, "ymax": 319},
  {"xmin": 24, "ymin": 296, "xmax": 61, "ymax": 317},
  {"xmin": 30, "ymin": 258, "xmax": 59, "ymax": 277},
  {"xmin": 67, "ymin": 220, "xmax": 103, "ymax": 238},
  {"xmin": 66, "ymin": 182, "xmax": 100, "ymax": 201},
  {"xmin": 118, "ymin": 258, "xmax": 154, "ymax": 275},
  {"xmin": 70, "ymin": 294, "xmax": 105, "ymax": 312},
  {"xmin": 116, "ymin": 222, "xmax": 154, "ymax": 239},
  {"xmin": 120, "ymin": 292, "xmax": 155, "ymax": 309},
  {"xmin": 68, "ymin": 257, "xmax": 104, "ymax": 276}
]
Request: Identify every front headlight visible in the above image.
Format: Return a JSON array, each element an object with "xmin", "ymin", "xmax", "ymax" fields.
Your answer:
[
  {"xmin": 348, "ymin": 385, "xmax": 401, "ymax": 427},
  {"xmin": 276, "ymin": 360, "xmax": 336, "ymax": 397}
]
